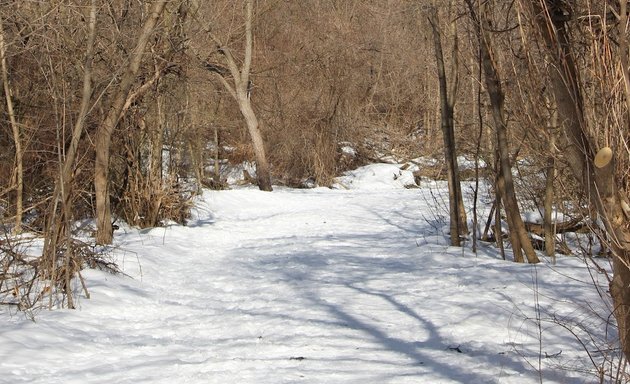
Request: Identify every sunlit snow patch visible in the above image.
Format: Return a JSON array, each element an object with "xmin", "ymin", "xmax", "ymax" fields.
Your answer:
[{"xmin": 332, "ymin": 163, "xmax": 417, "ymax": 190}]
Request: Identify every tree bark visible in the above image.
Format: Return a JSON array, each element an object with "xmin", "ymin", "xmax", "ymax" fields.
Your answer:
[
  {"xmin": 496, "ymin": 163, "xmax": 524, "ymax": 262},
  {"xmin": 239, "ymin": 94, "xmax": 273, "ymax": 191},
  {"xmin": 40, "ymin": 0, "xmax": 97, "ymax": 309},
  {"xmin": 618, "ymin": 0, "xmax": 630, "ymax": 114},
  {"xmin": 205, "ymin": 0, "xmax": 272, "ymax": 191},
  {"xmin": 526, "ymin": 0, "xmax": 630, "ymax": 359},
  {"xmin": 495, "ymin": 193, "xmax": 506, "ymax": 260},
  {"xmin": 94, "ymin": 0, "xmax": 168, "ymax": 244},
  {"xmin": 147, "ymin": 92, "xmax": 165, "ymax": 227},
  {"xmin": 450, "ymin": 7, "xmax": 468, "ymax": 237},
  {"xmin": 594, "ymin": 147, "xmax": 630, "ymax": 358},
  {"xmin": 0, "ymin": 16, "xmax": 23, "ymax": 234},
  {"xmin": 428, "ymin": 4, "xmax": 467, "ymax": 246},
  {"xmin": 465, "ymin": 0, "xmax": 539, "ymax": 263},
  {"xmin": 543, "ymin": 109, "xmax": 557, "ymax": 260}
]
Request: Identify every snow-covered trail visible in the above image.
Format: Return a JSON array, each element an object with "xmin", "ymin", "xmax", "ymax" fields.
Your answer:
[{"xmin": 1, "ymin": 186, "xmax": 611, "ymax": 383}]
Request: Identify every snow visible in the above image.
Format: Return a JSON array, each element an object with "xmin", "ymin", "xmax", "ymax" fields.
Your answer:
[
  {"xmin": 522, "ymin": 210, "xmax": 570, "ymax": 225},
  {"xmin": 221, "ymin": 161, "xmax": 257, "ymax": 185},
  {"xmin": 339, "ymin": 142, "xmax": 357, "ymax": 157},
  {"xmin": 458, "ymin": 155, "xmax": 488, "ymax": 171},
  {"xmin": 0, "ymin": 166, "xmax": 618, "ymax": 383},
  {"xmin": 333, "ymin": 163, "xmax": 417, "ymax": 190}
]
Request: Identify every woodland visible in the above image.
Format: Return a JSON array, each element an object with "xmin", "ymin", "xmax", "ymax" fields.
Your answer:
[{"xmin": 1, "ymin": 0, "xmax": 630, "ymax": 378}]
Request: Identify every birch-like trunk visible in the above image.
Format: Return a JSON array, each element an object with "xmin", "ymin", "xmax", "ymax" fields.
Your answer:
[
  {"xmin": 239, "ymin": 93, "xmax": 272, "ymax": 191},
  {"xmin": 206, "ymin": 0, "xmax": 272, "ymax": 191}
]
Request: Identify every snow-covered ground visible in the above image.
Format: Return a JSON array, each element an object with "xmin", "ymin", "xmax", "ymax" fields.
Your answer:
[{"xmin": 0, "ymin": 164, "xmax": 619, "ymax": 383}]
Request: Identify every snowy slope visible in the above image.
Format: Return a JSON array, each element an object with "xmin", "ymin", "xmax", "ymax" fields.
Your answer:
[{"xmin": 0, "ymin": 168, "xmax": 617, "ymax": 383}]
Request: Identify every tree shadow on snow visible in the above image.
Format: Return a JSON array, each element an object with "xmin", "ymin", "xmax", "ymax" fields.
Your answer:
[{"xmin": 229, "ymin": 237, "xmax": 589, "ymax": 383}]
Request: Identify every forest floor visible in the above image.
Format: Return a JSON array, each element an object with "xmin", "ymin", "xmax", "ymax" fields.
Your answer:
[{"xmin": 0, "ymin": 164, "xmax": 620, "ymax": 383}]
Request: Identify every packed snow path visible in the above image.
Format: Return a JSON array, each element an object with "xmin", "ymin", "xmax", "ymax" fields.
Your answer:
[{"xmin": 1, "ymin": 184, "xmax": 612, "ymax": 383}]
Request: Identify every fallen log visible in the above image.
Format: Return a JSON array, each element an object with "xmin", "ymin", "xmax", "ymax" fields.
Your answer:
[{"xmin": 524, "ymin": 217, "xmax": 588, "ymax": 237}]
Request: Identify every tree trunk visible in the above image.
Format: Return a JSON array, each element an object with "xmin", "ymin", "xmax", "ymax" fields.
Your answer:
[
  {"xmin": 39, "ymin": 0, "xmax": 97, "ymax": 309},
  {"xmin": 527, "ymin": 0, "xmax": 630, "ymax": 359},
  {"xmin": 472, "ymin": 53, "xmax": 484, "ymax": 253},
  {"xmin": 0, "ymin": 16, "xmax": 22, "ymax": 234},
  {"xmin": 466, "ymin": 0, "xmax": 539, "ymax": 263},
  {"xmin": 543, "ymin": 108, "xmax": 557, "ymax": 261},
  {"xmin": 496, "ymin": 164, "xmax": 524, "ymax": 262},
  {"xmin": 204, "ymin": 0, "xmax": 272, "ymax": 191},
  {"xmin": 147, "ymin": 93, "xmax": 165, "ymax": 227},
  {"xmin": 428, "ymin": 4, "xmax": 467, "ymax": 246},
  {"xmin": 619, "ymin": 0, "xmax": 630, "ymax": 114},
  {"xmin": 594, "ymin": 147, "xmax": 630, "ymax": 358},
  {"xmin": 94, "ymin": 0, "xmax": 168, "ymax": 244},
  {"xmin": 450, "ymin": 8, "xmax": 468, "ymax": 238},
  {"xmin": 213, "ymin": 123, "xmax": 220, "ymax": 182},
  {"xmin": 495, "ymin": 194, "xmax": 506, "ymax": 260},
  {"xmin": 239, "ymin": 95, "xmax": 273, "ymax": 191}
]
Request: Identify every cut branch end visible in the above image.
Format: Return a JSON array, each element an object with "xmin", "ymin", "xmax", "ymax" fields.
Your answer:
[{"xmin": 594, "ymin": 147, "xmax": 613, "ymax": 168}]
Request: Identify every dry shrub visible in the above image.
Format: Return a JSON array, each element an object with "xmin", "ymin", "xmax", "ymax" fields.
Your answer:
[
  {"xmin": 225, "ymin": 142, "xmax": 256, "ymax": 166},
  {"xmin": 111, "ymin": 129, "xmax": 194, "ymax": 228},
  {"xmin": 117, "ymin": 174, "xmax": 193, "ymax": 228},
  {"xmin": 266, "ymin": 123, "xmax": 336, "ymax": 186},
  {"xmin": 1, "ymin": 230, "xmax": 118, "ymax": 312}
]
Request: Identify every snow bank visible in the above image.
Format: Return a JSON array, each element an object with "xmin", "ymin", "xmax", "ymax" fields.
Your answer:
[
  {"xmin": 333, "ymin": 163, "xmax": 417, "ymax": 190},
  {"xmin": 0, "ymin": 167, "xmax": 617, "ymax": 384}
]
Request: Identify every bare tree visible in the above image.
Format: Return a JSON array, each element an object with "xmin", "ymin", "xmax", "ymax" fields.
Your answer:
[
  {"xmin": 465, "ymin": 0, "xmax": 539, "ymax": 263},
  {"xmin": 94, "ymin": 0, "xmax": 168, "ymax": 245},
  {"xmin": 40, "ymin": 0, "xmax": 98, "ymax": 309},
  {"xmin": 543, "ymin": 97, "xmax": 558, "ymax": 260},
  {"xmin": 0, "ymin": 15, "xmax": 22, "ymax": 234},
  {"xmin": 525, "ymin": 0, "xmax": 630, "ymax": 358},
  {"xmin": 428, "ymin": 2, "xmax": 468, "ymax": 246},
  {"xmin": 203, "ymin": 0, "xmax": 272, "ymax": 191}
]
